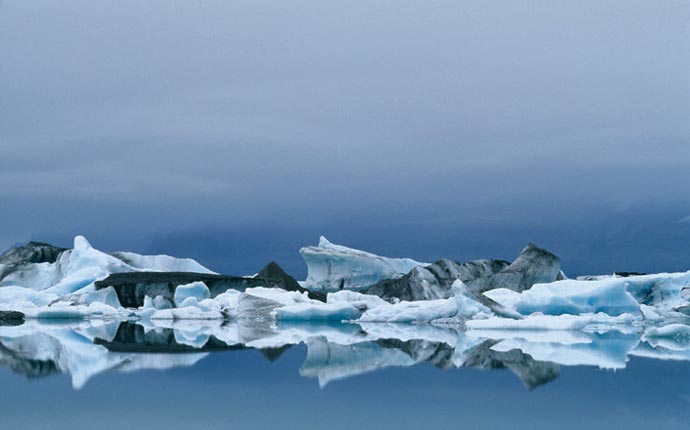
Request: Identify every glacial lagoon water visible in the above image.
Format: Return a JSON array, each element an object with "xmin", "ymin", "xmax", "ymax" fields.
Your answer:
[{"xmin": 1, "ymin": 320, "xmax": 690, "ymax": 430}]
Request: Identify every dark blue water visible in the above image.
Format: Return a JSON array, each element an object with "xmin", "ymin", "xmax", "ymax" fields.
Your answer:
[{"xmin": 0, "ymin": 333, "xmax": 689, "ymax": 430}]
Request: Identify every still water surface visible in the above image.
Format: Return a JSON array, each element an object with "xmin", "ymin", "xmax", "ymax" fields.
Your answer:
[{"xmin": 0, "ymin": 320, "xmax": 688, "ymax": 429}]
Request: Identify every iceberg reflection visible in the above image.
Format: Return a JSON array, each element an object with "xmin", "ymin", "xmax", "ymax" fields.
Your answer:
[{"xmin": 1, "ymin": 319, "xmax": 690, "ymax": 390}]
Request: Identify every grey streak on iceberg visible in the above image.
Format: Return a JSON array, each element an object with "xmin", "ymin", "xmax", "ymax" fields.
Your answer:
[
  {"xmin": 0, "ymin": 242, "xmax": 67, "ymax": 266},
  {"xmin": 463, "ymin": 243, "xmax": 562, "ymax": 295},
  {"xmin": 94, "ymin": 260, "xmax": 324, "ymax": 308},
  {"xmin": 360, "ymin": 243, "xmax": 560, "ymax": 319},
  {"xmin": 364, "ymin": 258, "xmax": 510, "ymax": 301},
  {"xmin": 96, "ymin": 271, "xmax": 288, "ymax": 309}
]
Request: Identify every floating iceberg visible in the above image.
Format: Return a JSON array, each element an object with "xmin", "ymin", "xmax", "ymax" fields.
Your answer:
[
  {"xmin": 0, "ymin": 235, "xmax": 689, "ymax": 341},
  {"xmin": 299, "ymin": 236, "xmax": 426, "ymax": 292},
  {"xmin": 502, "ymin": 278, "xmax": 642, "ymax": 317},
  {"xmin": 0, "ymin": 236, "xmax": 215, "ymax": 295},
  {"xmin": 363, "ymin": 259, "xmax": 510, "ymax": 302}
]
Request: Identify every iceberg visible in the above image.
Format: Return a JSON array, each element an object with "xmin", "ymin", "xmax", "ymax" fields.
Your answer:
[
  {"xmin": 362, "ymin": 259, "xmax": 510, "ymax": 302},
  {"xmin": 1, "ymin": 234, "xmax": 690, "ymax": 339},
  {"xmin": 491, "ymin": 278, "xmax": 642, "ymax": 317},
  {"xmin": 173, "ymin": 282, "xmax": 211, "ymax": 307},
  {"xmin": 0, "ymin": 236, "xmax": 216, "ymax": 295},
  {"xmin": 357, "ymin": 298, "xmax": 458, "ymax": 323},
  {"xmin": 619, "ymin": 271, "xmax": 690, "ymax": 310},
  {"xmin": 358, "ymin": 243, "xmax": 562, "ymax": 320},
  {"xmin": 299, "ymin": 236, "xmax": 426, "ymax": 292},
  {"xmin": 464, "ymin": 243, "xmax": 562, "ymax": 294}
]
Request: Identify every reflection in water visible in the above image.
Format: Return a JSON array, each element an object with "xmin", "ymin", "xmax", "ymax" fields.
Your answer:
[{"xmin": 0, "ymin": 319, "xmax": 686, "ymax": 390}]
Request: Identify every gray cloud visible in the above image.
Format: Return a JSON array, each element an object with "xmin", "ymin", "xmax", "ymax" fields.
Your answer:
[{"xmin": 1, "ymin": 0, "xmax": 689, "ymax": 263}]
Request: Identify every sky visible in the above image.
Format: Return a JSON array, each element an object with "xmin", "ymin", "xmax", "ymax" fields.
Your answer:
[{"xmin": 1, "ymin": 1, "xmax": 689, "ymax": 277}]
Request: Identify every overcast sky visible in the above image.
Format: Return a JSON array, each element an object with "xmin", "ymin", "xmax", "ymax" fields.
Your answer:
[{"xmin": 1, "ymin": 1, "xmax": 689, "ymax": 275}]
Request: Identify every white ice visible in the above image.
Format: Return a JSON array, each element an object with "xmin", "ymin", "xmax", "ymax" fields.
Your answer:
[
  {"xmin": 488, "ymin": 277, "xmax": 642, "ymax": 317},
  {"xmin": 0, "ymin": 235, "xmax": 215, "ymax": 303},
  {"xmin": 299, "ymin": 236, "xmax": 426, "ymax": 292},
  {"xmin": 2, "ymin": 236, "xmax": 690, "ymax": 333}
]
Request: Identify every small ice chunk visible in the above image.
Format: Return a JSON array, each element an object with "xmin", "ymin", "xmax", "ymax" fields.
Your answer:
[
  {"xmin": 452, "ymin": 280, "xmax": 492, "ymax": 318},
  {"xmin": 640, "ymin": 304, "xmax": 661, "ymax": 321},
  {"xmin": 144, "ymin": 295, "xmax": 174, "ymax": 310},
  {"xmin": 358, "ymin": 298, "xmax": 458, "ymax": 323},
  {"xmin": 81, "ymin": 287, "xmax": 121, "ymax": 308},
  {"xmin": 143, "ymin": 295, "xmax": 154, "ymax": 309},
  {"xmin": 327, "ymin": 290, "xmax": 389, "ymax": 311},
  {"xmin": 242, "ymin": 287, "xmax": 311, "ymax": 306},
  {"xmin": 482, "ymin": 288, "xmax": 522, "ymax": 310},
  {"xmin": 209, "ymin": 290, "xmax": 241, "ymax": 316},
  {"xmin": 173, "ymin": 282, "xmax": 210, "ymax": 307},
  {"xmin": 0, "ymin": 287, "xmax": 57, "ymax": 308},
  {"xmin": 154, "ymin": 296, "xmax": 173, "ymax": 310}
]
